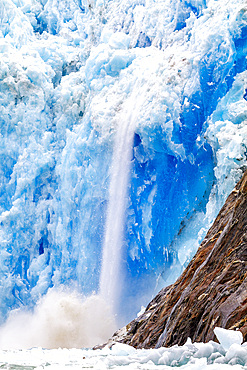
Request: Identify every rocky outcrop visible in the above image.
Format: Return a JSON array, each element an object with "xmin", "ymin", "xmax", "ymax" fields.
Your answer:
[{"xmin": 112, "ymin": 171, "xmax": 247, "ymax": 348}]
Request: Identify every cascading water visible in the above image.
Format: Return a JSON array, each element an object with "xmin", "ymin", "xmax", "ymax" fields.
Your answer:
[{"xmin": 99, "ymin": 96, "xmax": 140, "ymax": 317}]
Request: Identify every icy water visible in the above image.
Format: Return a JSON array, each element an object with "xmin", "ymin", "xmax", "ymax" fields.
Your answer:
[{"xmin": 0, "ymin": 340, "xmax": 246, "ymax": 370}]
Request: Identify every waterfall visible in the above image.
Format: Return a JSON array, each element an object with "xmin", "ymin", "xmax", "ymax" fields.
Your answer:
[{"xmin": 99, "ymin": 102, "xmax": 137, "ymax": 316}]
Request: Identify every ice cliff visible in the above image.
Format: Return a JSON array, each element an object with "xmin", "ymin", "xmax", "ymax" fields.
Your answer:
[{"xmin": 0, "ymin": 0, "xmax": 247, "ymax": 324}]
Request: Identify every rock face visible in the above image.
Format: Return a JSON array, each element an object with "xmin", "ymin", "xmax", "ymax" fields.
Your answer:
[{"xmin": 114, "ymin": 171, "xmax": 247, "ymax": 348}]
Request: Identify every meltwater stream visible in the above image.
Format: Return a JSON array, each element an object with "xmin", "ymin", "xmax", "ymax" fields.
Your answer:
[{"xmin": 99, "ymin": 103, "xmax": 137, "ymax": 316}]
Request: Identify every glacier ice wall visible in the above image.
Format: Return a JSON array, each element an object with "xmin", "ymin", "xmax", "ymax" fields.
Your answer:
[{"xmin": 0, "ymin": 0, "xmax": 246, "ymax": 323}]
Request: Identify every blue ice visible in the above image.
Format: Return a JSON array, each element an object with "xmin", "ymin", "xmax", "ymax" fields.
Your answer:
[{"xmin": 0, "ymin": 0, "xmax": 246, "ymax": 325}]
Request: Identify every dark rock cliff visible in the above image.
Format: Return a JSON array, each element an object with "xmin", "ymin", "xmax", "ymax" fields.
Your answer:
[{"xmin": 112, "ymin": 171, "xmax": 247, "ymax": 348}]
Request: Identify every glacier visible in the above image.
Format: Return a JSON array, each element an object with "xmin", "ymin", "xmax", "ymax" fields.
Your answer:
[{"xmin": 0, "ymin": 0, "xmax": 246, "ymax": 328}]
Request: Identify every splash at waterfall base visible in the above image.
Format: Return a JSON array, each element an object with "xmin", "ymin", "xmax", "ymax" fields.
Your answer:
[{"xmin": 0, "ymin": 289, "xmax": 117, "ymax": 349}]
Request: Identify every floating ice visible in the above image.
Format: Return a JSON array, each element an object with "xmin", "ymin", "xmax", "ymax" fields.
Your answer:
[
  {"xmin": 214, "ymin": 327, "xmax": 243, "ymax": 351},
  {"xmin": 0, "ymin": 331, "xmax": 246, "ymax": 369}
]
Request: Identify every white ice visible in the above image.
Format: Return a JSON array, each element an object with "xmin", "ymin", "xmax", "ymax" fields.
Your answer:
[
  {"xmin": 0, "ymin": 329, "xmax": 246, "ymax": 369},
  {"xmin": 214, "ymin": 327, "xmax": 243, "ymax": 351}
]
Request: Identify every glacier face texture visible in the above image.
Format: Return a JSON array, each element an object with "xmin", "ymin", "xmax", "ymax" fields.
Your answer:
[{"xmin": 0, "ymin": 0, "xmax": 247, "ymax": 323}]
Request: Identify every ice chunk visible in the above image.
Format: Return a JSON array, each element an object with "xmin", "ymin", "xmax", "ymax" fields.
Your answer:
[
  {"xmin": 110, "ymin": 342, "xmax": 136, "ymax": 356},
  {"xmin": 225, "ymin": 343, "xmax": 247, "ymax": 366},
  {"xmin": 137, "ymin": 305, "xmax": 145, "ymax": 317},
  {"xmin": 108, "ymin": 32, "xmax": 131, "ymax": 50},
  {"xmin": 214, "ymin": 327, "xmax": 243, "ymax": 350},
  {"xmin": 194, "ymin": 342, "xmax": 216, "ymax": 359}
]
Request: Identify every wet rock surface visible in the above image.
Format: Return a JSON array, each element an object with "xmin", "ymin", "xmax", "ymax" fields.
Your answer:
[{"xmin": 112, "ymin": 171, "xmax": 247, "ymax": 348}]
